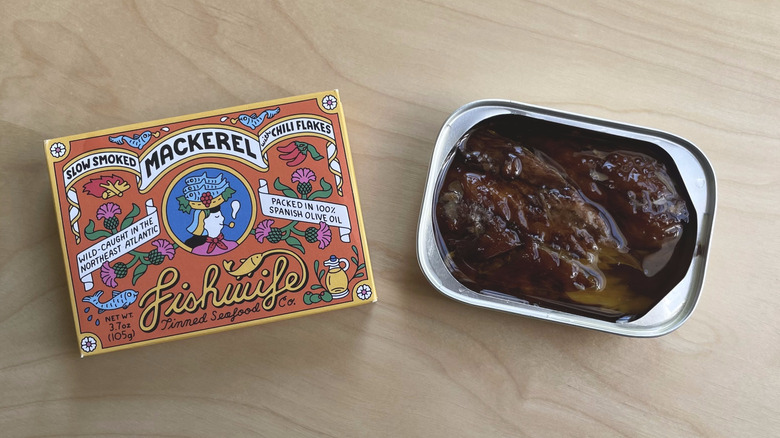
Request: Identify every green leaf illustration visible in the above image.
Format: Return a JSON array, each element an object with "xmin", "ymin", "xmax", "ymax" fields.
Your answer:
[
  {"xmin": 120, "ymin": 203, "xmax": 141, "ymax": 230},
  {"xmin": 84, "ymin": 220, "xmax": 111, "ymax": 240},
  {"xmin": 221, "ymin": 186, "xmax": 236, "ymax": 201},
  {"xmin": 177, "ymin": 195, "xmax": 191, "ymax": 214},
  {"xmin": 308, "ymin": 178, "xmax": 332, "ymax": 200},
  {"xmin": 285, "ymin": 236, "xmax": 305, "ymax": 254},
  {"xmin": 317, "ymin": 269, "xmax": 325, "ymax": 280},
  {"xmin": 313, "ymin": 260, "xmax": 320, "ymax": 276},
  {"xmin": 311, "ymin": 284, "xmax": 323, "ymax": 290},
  {"xmin": 352, "ymin": 245, "xmax": 359, "ymax": 256},
  {"xmin": 132, "ymin": 263, "xmax": 148, "ymax": 285},
  {"xmin": 321, "ymin": 291, "xmax": 333, "ymax": 302},
  {"xmin": 351, "ymin": 256, "xmax": 358, "ymax": 265},
  {"xmin": 357, "ymin": 263, "xmax": 365, "ymax": 271},
  {"xmin": 274, "ymin": 177, "xmax": 298, "ymax": 198},
  {"xmin": 307, "ymin": 144, "xmax": 324, "ymax": 161},
  {"xmin": 354, "ymin": 272, "xmax": 364, "ymax": 278}
]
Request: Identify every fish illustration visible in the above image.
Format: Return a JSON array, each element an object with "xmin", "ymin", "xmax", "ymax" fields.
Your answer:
[
  {"xmin": 223, "ymin": 254, "xmax": 265, "ymax": 280},
  {"xmin": 108, "ymin": 130, "xmax": 159, "ymax": 149},
  {"xmin": 232, "ymin": 107, "xmax": 280, "ymax": 130},
  {"xmin": 82, "ymin": 289, "xmax": 138, "ymax": 313}
]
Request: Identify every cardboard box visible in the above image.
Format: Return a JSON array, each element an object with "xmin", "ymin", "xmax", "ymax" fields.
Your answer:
[{"xmin": 45, "ymin": 91, "xmax": 376, "ymax": 356}]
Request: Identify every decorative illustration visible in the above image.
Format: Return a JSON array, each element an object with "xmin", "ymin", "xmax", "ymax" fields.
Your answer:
[
  {"xmin": 82, "ymin": 289, "xmax": 139, "ymax": 313},
  {"xmin": 222, "ymin": 253, "xmax": 265, "ymax": 280},
  {"xmin": 252, "ymin": 168, "xmax": 339, "ymax": 253},
  {"xmin": 304, "ymin": 245, "xmax": 367, "ymax": 305},
  {"xmin": 46, "ymin": 91, "xmax": 375, "ymax": 356},
  {"xmin": 84, "ymin": 306, "xmax": 100, "ymax": 326},
  {"xmin": 231, "ymin": 107, "xmax": 281, "ymax": 130},
  {"xmin": 277, "ymin": 141, "xmax": 324, "ymax": 167},
  {"xmin": 80, "ymin": 336, "xmax": 98, "ymax": 353},
  {"xmin": 178, "ymin": 172, "xmax": 237, "ymax": 255},
  {"xmin": 98, "ymin": 238, "xmax": 176, "ymax": 287},
  {"xmin": 67, "ymin": 188, "xmax": 82, "ymax": 244},
  {"xmin": 326, "ymin": 142, "xmax": 344, "ymax": 196},
  {"xmin": 83, "ymin": 174, "xmax": 131, "ymax": 199},
  {"xmin": 80, "ymin": 199, "xmax": 175, "ymax": 287},
  {"xmin": 167, "ymin": 169, "xmax": 254, "ymax": 255},
  {"xmin": 61, "ymin": 148, "xmax": 142, "ymax": 245},
  {"xmin": 323, "ymin": 255, "xmax": 350, "ymax": 296},
  {"xmin": 355, "ymin": 284, "xmax": 373, "ymax": 300},
  {"xmin": 50, "ymin": 142, "xmax": 66, "ymax": 158},
  {"xmin": 221, "ymin": 249, "xmax": 307, "ymax": 284},
  {"xmin": 96, "ymin": 202, "xmax": 122, "ymax": 232},
  {"xmin": 321, "ymin": 95, "xmax": 337, "ymax": 111},
  {"xmin": 99, "ymin": 239, "xmax": 176, "ymax": 286},
  {"xmin": 255, "ymin": 166, "xmax": 353, "ymax": 252},
  {"xmin": 108, "ymin": 130, "xmax": 160, "ymax": 149}
]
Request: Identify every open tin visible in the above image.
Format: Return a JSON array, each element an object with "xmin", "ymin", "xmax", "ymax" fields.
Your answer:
[{"xmin": 417, "ymin": 100, "xmax": 716, "ymax": 337}]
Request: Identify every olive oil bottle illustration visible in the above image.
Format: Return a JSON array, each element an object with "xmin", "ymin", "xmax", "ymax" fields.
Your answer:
[{"xmin": 323, "ymin": 255, "xmax": 350, "ymax": 299}]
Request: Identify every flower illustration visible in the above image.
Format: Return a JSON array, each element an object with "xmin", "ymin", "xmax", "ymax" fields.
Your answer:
[
  {"xmin": 356, "ymin": 284, "xmax": 372, "ymax": 300},
  {"xmin": 291, "ymin": 168, "xmax": 316, "ymax": 184},
  {"xmin": 96, "ymin": 203, "xmax": 121, "ymax": 220},
  {"xmin": 81, "ymin": 336, "xmax": 97, "ymax": 353},
  {"xmin": 50, "ymin": 142, "xmax": 66, "ymax": 158},
  {"xmin": 100, "ymin": 262, "xmax": 118, "ymax": 287},
  {"xmin": 315, "ymin": 221, "xmax": 332, "ymax": 249},
  {"xmin": 321, "ymin": 95, "xmax": 337, "ymax": 110},
  {"xmin": 292, "ymin": 168, "xmax": 316, "ymax": 196},
  {"xmin": 97, "ymin": 202, "xmax": 122, "ymax": 231},
  {"xmin": 255, "ymin": 219, "xmax": 274, "ymax": 243},
  {"xmin": 151, "ymin": 239, "xmax": 176, "ymax": 260}
]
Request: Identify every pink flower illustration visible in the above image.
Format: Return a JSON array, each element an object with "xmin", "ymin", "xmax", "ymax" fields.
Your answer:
[
  {"xmin": 291, "ymin": 168, "xmax": 316, "ymax": 184},
  {"xmin": 151, "ymin": 239, "xmax": 176, "ymax": 260},
  {"xmin": 100, "ymin": 262, "xmax": 118, "ymax": 287},
  {"xmin": 255, "ymin": 219, "xmax": 274, "ymax": 243},
  {"xmin": 315, "ymin": 221, "xmax": 332, "ymax": 249},
  {"xmin": 96, "ymin": 202, "xmax": 121, "ymax": 220}
]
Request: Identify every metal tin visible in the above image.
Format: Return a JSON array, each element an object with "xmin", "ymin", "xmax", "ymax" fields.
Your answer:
[{"xmin": 417, "ymin": 100, "xmax": 716, "ymax": 337}]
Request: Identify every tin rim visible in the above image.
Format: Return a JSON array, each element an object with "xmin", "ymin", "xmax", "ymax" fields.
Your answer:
[{"xmin": 417, "ymin": 99, "xmax": 717, "ymax": 337}]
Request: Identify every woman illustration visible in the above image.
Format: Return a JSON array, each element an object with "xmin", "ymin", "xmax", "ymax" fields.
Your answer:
[{"xmin": 178, "ymin": 172, "xmax": 240, "ymax": 256}]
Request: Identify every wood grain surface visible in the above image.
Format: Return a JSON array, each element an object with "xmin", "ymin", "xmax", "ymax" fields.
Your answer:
[{"xmin": 2, "ymin": 1, "xmax": 778, "ymax": 436}]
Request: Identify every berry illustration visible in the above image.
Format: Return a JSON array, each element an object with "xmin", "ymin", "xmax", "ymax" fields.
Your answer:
[
  {"xmin": 112, "ymin": 261, "xmax": 128, "ymax": 278},
  {"xmin": 267, "ymin": 228, "xmax": 283, "ymax": 243},
  {"xmin": 304, "ymin": 227, "xmax": 319, "ymax": 243},
  {"xmin": 148, "ymin": 249, "xmax": 165, "ymax": 265},
  {"xmin": 103, "ymin": 216, "xmax": 119, "ymax": 231},
  {"xmin": 297, "ymin": 182, "xmax": 312, "ymax": 196},
  {"xmin": 200, "ymin": 192, "xmax": 213, "ymax": 207}
]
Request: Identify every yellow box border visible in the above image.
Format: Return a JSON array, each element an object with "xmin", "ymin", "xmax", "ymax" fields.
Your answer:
[{"xmin": 45, "ymin": 90, "xmax": 377, "ymax": 357}]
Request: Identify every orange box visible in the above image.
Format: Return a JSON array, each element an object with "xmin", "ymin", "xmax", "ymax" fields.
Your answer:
[{"xmin": 45, "ymin": 91, "xmax": 376, "ymax": 356}]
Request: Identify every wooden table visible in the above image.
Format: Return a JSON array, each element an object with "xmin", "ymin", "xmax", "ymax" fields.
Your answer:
[{"xmin": 2, "ymin": 1, "xmax": 778, "ymax": 436}]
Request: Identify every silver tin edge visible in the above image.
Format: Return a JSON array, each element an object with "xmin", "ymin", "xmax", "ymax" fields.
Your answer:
[{"xmin": 416, "ymin": 99, "xmax": 717, "ymax": 337}]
